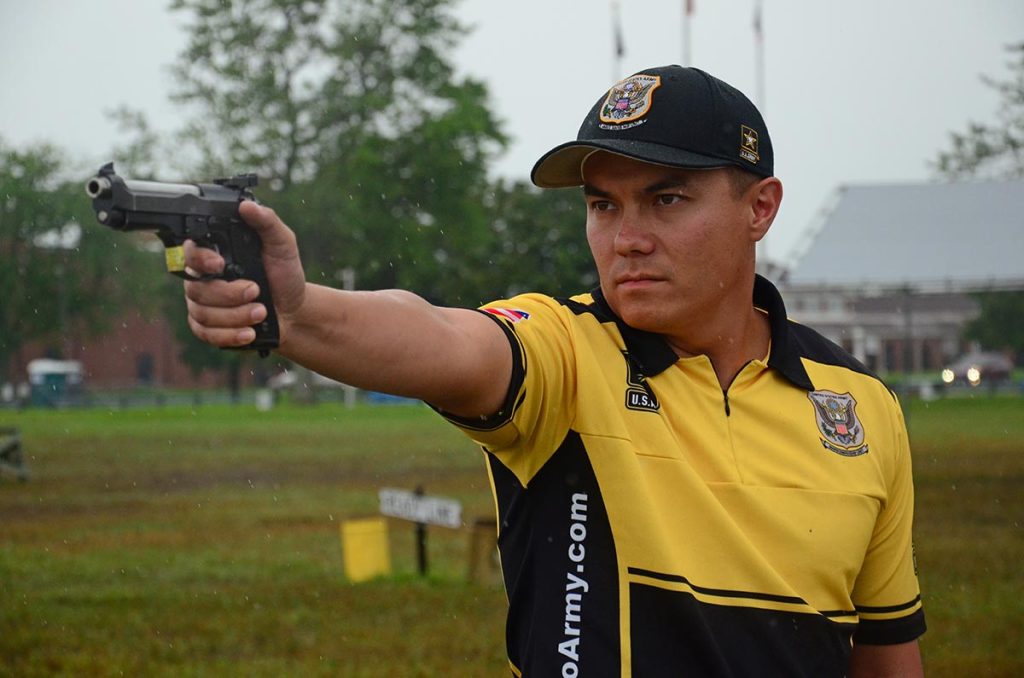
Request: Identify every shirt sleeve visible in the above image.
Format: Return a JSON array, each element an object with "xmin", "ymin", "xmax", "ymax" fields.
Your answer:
[
  {"xmin": 851, "ymin": 394, "xmax": 927, "ymax": 644},
  {"xmin": 435, "ymin": 293, "xmax": 579, "ymax": 486}
]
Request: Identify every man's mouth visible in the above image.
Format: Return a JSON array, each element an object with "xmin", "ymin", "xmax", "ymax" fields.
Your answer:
[{"xmin": 615, "ymin": 273, "xmax": 663, "ymax": 287}]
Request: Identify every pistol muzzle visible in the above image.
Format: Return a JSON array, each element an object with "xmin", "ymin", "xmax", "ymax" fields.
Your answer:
[{"xmin": 85, "ymin": 176, "xmax": 112, "ymax": 199}]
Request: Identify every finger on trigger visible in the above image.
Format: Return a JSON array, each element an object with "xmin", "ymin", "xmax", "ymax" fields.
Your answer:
[{"xmin": 183, "ymin": 239, "xmax": 225, "ymax": 275}]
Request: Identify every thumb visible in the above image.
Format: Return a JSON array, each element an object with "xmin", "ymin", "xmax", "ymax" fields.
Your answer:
[
  {"xmin": 237, "ymin": 198, "xmax": 307, "ymax": 316},
  {"xmin": 238, "ymin": 200, "xmax": 299, "ymax": 261}
]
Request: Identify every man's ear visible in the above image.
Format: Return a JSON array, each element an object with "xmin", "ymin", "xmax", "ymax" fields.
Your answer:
[{"xmin": 749, "ymin": 177, "xmax": 783, "ymax": 243}]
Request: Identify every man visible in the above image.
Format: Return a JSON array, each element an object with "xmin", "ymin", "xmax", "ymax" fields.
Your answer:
[{"xmin": 184, "ymin": 65, "xmax": 925, "ymax": 676}]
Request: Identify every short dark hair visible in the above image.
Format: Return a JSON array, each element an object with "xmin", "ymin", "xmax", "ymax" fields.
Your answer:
[{"xmin": 725, "ymin": 166, "xmax": 762, "ymax": 198}]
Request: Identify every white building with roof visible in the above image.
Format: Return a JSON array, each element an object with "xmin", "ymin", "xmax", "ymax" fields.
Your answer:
[{"xmin": 776, "ymin": 180, "xmax": 1024, "ymax": 374}]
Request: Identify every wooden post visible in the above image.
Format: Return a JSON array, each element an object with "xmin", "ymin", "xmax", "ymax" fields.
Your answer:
[
  {"xmin": 377, "ymin": 485, "xmax": 462, "ymax": 577},
  {"xmin": 414, "ymin": 485, "xmax": 428, "ymax": 576},
  {"xmin": 467, "ymin": 517, "xmax": 499, "ymax": 584}
]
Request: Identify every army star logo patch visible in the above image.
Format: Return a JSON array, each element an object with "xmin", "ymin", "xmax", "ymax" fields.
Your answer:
[
  {"xmin": 808, "ymin": 390, "xmax": 869, "ymax": 457},
  {"xmin": 623, "ymin": 351, "xmax": 659, "ymax": 413},
  {"xmin": 739, "ymin": 125, "xmax": 760, "ymax": 164},
  {"xmin": 599, "ymin": 74, "xmax": 661, "ymax": 125}
]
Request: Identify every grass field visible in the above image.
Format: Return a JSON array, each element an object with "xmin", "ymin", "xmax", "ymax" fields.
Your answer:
[{"xmin": 1, "ymin": 395, "xmax": 1021, "ymax": 676}]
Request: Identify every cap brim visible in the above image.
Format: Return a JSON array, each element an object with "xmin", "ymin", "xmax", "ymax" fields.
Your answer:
[{"xmin": 530, "ymin": 139, "xmax": 734, "ymax": 188}]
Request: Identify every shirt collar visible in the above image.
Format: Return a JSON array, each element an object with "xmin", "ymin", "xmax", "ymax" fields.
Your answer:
[{"xmin": 590, "ymin": 274, "xmax": 815, "ymax": 391}]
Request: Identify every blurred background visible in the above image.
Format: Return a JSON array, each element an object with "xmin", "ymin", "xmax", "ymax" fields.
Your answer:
[
  {"xmin": 0, "ymin": 1, "xmax": 1021, "ymax": 675},
  {"xmin": 0, "ymin": 0, "xmax": 1021, "ymax": 402}
]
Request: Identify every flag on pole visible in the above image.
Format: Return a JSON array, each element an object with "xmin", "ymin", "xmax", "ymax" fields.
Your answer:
[
  {"xmin": 612, "ymin": 0, "xmax": 625, "ymax": 58},
  {"xmin": 682, "ymin": 0, "xmax": 694, "ymax": 66},
  {"xmin": 753, "ymin": 0, "xmax": 763, "ymax": 43}
]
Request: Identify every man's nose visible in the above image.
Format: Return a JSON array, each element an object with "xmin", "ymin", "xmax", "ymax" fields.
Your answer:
[{"xmin": 614, "ymin": 211, "xmax": 655, "ymax": 256}]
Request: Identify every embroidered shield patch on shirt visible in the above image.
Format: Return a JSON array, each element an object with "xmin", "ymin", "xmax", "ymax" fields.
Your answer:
[{"xmin": 808, "ymin": 390, "xmax": 869, "ymax": 457}]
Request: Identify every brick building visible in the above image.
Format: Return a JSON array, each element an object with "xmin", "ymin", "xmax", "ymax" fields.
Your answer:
[{"xmin": 10, "ymin": 310, "xmax": 230, "ymax": 392}]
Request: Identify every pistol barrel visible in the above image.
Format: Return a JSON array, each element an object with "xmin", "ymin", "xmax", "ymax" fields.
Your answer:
[
  {"xmin": 85, "ymin": 176, "xmax": 111, "ymax": 199},
  {"xmin": 86, "ymin": 175, "xmax": 202, "ymax": 200}
]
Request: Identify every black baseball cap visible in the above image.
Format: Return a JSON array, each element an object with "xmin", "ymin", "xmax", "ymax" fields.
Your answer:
[{"xmin": 531, "ymin": 65, "xmax": 773, "ymax": 188}]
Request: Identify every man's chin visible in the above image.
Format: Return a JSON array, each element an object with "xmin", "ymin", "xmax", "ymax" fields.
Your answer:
[{"xmin": 613, "ymin": 303, "xmax": 668, "ymax": 334}]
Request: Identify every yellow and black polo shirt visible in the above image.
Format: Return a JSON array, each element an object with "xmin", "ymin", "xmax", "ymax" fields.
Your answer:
[{"xmin": 442, "ymin": 275, "xmax": 925, "ymax": 677}]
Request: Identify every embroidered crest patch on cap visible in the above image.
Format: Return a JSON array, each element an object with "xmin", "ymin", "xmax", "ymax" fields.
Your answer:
[
  {"xmin": 599, "ymin": 74, "xmax": 661, "ymax": 126},
  {"xmin": 808, "ymin": 390, "xmax": 869, "ymax": 457}
]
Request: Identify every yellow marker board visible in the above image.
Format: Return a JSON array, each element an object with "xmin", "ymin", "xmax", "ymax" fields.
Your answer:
[{"xmin": 340, "ymin": 517, "xmax": 391, "ymax": 583}]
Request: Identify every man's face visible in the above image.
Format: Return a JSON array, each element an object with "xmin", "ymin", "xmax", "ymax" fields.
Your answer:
[{"xmin": 582, "ymin": 152, "xmax": 762, "ymax": 335}]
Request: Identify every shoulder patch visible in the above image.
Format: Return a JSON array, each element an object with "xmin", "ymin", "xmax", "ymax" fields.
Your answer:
[{"xmin": 483, "ymin": 307, "xmax": 531, "ymax": 324}]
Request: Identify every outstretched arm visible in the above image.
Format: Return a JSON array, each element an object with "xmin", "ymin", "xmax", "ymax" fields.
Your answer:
[
  {"xmin": 184, "ymin": 201, "xmax": 512, "ymax": 418},
  {"xmin": 849, "ymin": 640, "xmax": 923, "ymax": 678}
]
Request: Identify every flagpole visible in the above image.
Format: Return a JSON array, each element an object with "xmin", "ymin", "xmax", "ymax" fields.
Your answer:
[
  {"xmin": 754, "ymin": 0, "xmax": 765, "ymax": 112},
  {"xmin": 754, "ymin": 0, "xmax": 768, "ymax": 264},
  {"xmin": 682, "ymin": 1, "xmax": 692, "ymax": 66},
  {"xmin": 612, "ymin": 0, "xmax": 624, "ymax": 79}
]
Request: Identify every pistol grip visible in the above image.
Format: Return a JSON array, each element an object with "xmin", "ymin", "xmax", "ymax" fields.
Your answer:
[
  {"xmin": 180, "ymin": 218, "xmax": 281, "ymax": 356},
  {"xmin": 246, "ymin": 268, "xmax": 280, "ymax": 357},
  {"xmin": 218, "ymin": 218, "xmax": 280, "ymax": 356}
]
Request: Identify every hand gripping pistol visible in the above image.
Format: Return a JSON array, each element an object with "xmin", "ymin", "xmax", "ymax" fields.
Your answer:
[{"xmin": 86, "ymin": 162, "xmax": 279, "ymax": 356}]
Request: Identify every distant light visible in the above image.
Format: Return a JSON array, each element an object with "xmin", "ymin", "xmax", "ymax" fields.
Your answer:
[
  {"xmin": 941, "ymin": 369, "xmax": 955, "ymax": 384},
  {"xmin": 967, "ymin": 367, "xmax": 982, "ymax": 386}
]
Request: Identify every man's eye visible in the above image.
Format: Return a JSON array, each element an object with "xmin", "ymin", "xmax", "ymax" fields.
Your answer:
[
  {"xmin": 590, "ymin": 200, "xmax": 614, "ymax": 211},
  {"xmin": 657, "ymin": 194, "xmax": 684, "ymax": 206}
]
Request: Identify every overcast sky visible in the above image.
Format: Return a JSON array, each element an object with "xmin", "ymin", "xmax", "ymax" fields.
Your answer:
[{"xmin": 1, "ymin": 0, "xmax": 1020, "ymax": 266}]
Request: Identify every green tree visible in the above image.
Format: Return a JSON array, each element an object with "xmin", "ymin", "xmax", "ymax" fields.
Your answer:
[
  {"xmin": 934, "ymin": 43, "xmax": 1024, "ymax": 361},
  {"xmin": 481, "ymin": 180, "xmax": 596, "ymax": 302},
  {"xmin": 167, "ymin": 0, "xmax": 506, "ymax": 211},
  {"xmin": 105, "ymin": 106, "xmax": 165, "ymax": 179},
  {"xmin": 963, "ymin": 292, "xmax": 1024, "ymax": 363},
  {"xmin": 933, "ymin": 42, "xmax": 1024, "ymax": 179},
  {"xmin": 294, "ymin": 76, "xmax": 505, "ymax": 303},
  {"xmin": 161, "ymin": 0, "xmax": 506, "ymax": 388},
  {"xmin": 101, "ymin": 108, "xmax": 277, "ymax": 397},
  {"xmin": 0, "ymin": 139, "xmax": 155, "ymax": 383}
]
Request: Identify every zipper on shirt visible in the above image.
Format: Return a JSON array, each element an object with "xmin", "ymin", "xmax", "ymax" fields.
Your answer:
[{"xmin": 721, "ymin": 359, "xmax": 756, "ymax": 418}]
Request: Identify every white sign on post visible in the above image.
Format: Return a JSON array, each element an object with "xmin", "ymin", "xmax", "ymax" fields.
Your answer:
[{"xmin": 378, "ymin": 488, "xmax": 463, "ymax": 529}]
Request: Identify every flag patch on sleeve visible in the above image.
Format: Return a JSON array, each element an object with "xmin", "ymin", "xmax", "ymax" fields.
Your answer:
[{"xmin": 483, "ymin": 308, "xmax": 531, "ymax": 324}]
